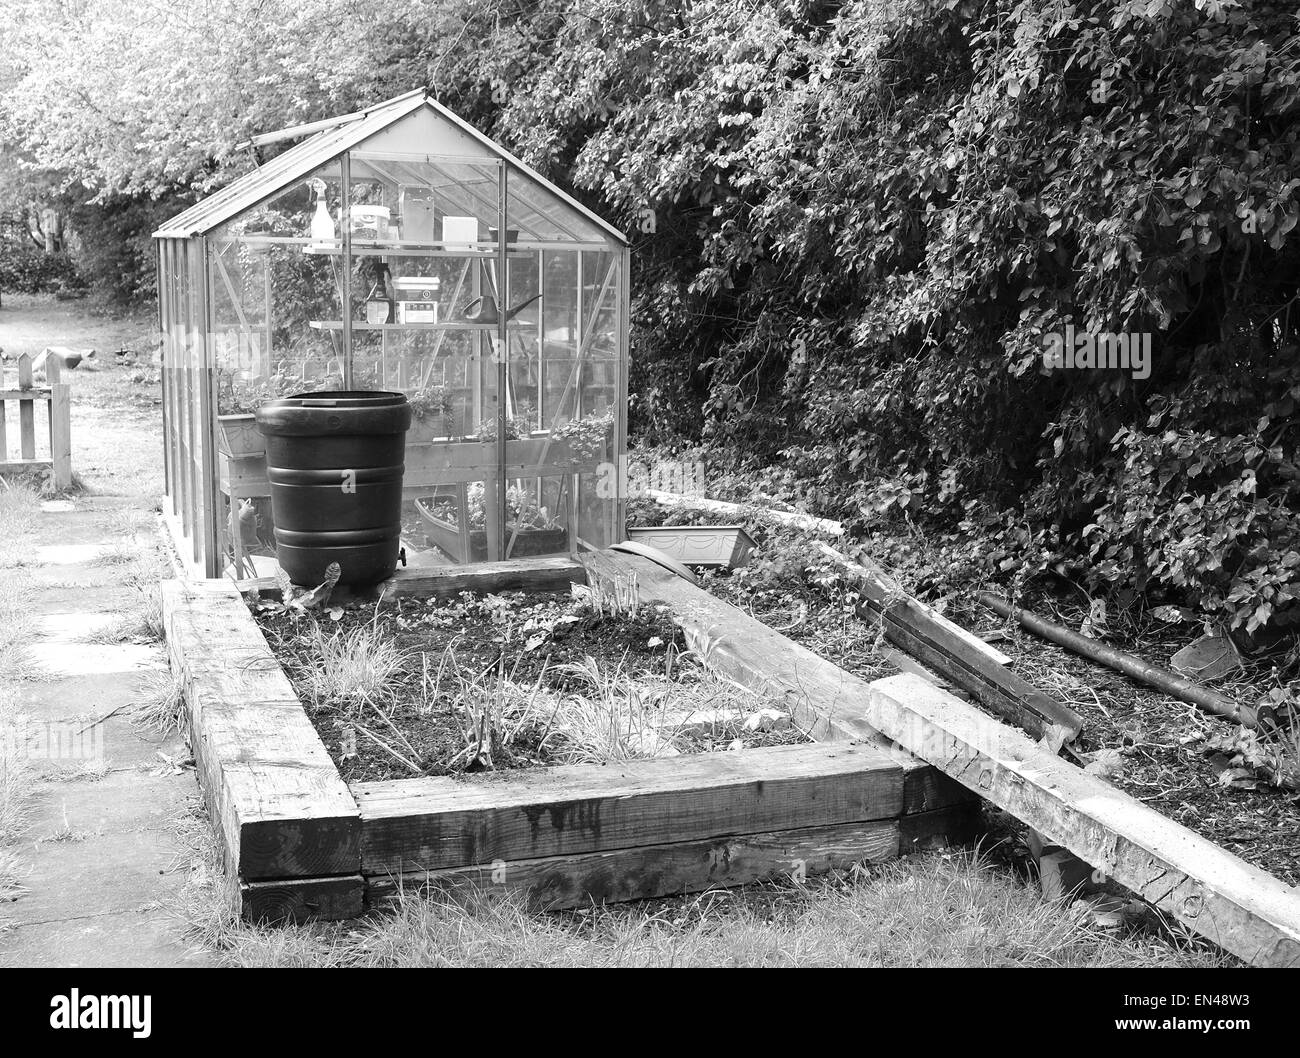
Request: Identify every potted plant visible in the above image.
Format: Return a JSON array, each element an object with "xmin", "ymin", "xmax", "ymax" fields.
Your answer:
[
  {"xmin": 407, "ymin": 382, "xmax": 456, "ymax": 441},
  {"xmin": 416, "ymin": 482, "xmax": 568, "ymax": 562},
  {"xmin": 216, "ymin": 368, "xmax": 308, "ymax": 455},
  {"xmin": 550, "ymin": 412, "xmax": 614, "ymax": 462}
]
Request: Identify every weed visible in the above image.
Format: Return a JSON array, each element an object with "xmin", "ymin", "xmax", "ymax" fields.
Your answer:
[
  {"xmin": 132, "ymin": 667, "xmax": 187, "ymax": 736},
  {"xmin": 302, "ymin": 617, "xmax": 405, "ymax": 707}
]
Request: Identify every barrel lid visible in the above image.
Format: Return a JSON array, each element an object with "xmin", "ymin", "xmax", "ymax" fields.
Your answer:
[{"xmin": 255, "ymin": 390, "xmax": 412, "ymax": 436}]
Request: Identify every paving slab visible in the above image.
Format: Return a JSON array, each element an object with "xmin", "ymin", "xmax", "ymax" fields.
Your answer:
[
  {"xmin": 34, "ymin": 612, "xmax": 123, "ymax": 642},
  {"xmin": 25, "ymin": 642, "xmax": 163, "ymax": 677},
  {"xmin": 30, "ymin": 585, "xmax": 153, "ymax": 617},
  {"xmin": 30, "ymin": 543, "xmax": 113, "ymax": 566},
  {"xmin": 0, "ymin": 910, "xmax": 210, "ymax": 969},
  {"xmin": 23, "ymin": 771, "xmax": 199, "ymax": 841},
  {"xmin": 10, "ymin": 561, "xmax": 137, "ymax": 589},
  {"xmin": 10, "ymin": 671, "xmax": 150, "ymax": 722},
  {"xmin": 20, "ymin": 510, "xmax": 150, "ymax": 547},
  {"xmin": 4, "ymin": 829, "xmax": 188, "ymax": 925},
  {"xmin": 26, "ymin": 717, "xmax": 187, "ymax": 777}
]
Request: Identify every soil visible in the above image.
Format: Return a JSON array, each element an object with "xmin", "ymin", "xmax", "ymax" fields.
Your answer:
[{"xmin": 258, "ymin": 589, "xmax": 809, "ymax": 783}]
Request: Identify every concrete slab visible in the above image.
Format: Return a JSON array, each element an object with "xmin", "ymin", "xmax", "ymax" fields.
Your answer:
[
  {"xmin": 26, "ymin": 717, "xmax": 187, "ymax": 778},
  {"xmin": 24, "ymin": 771, "xmax": 201, "ymax": 841},
  {"xmin": 25, "ymin": 642, "xmax": 163, "ymax": 676},
  {"xmin": 22, "ymin": 510, "xmax": 153, "ymax": 547},
  {"xmin": 11, "ymin": 672, "xmax": 150, "ymax": 722},
  {"xmin": 31, "ymin": 586, "xmax": 148, "ymax": 617},
  {"xmin": 12, "ymin": 562, "xmax": 135, "ymax": 590},
  {"xmin": 0, "ymin": 910, "xmax": 210, "ymax": 968},
  {"xmin": 30, "ymin": 544, "xmax": 110, "ymax": 565},
  {"xmin": 34, "ymin": 612, "xmax": 122, "ymax": 642},
  {"xmin": 4, "ymin": 829, "xmax": 188, "ymax": 925}
]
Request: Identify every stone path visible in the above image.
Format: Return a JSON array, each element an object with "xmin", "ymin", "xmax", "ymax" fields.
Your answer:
[{"xmin": 0, "ymin": 497, "xmax": 211, "ymax": 967}]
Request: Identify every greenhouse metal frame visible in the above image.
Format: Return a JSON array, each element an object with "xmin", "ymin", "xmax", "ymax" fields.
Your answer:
[{"xmin": 154, "ymin": 89, "xmax": 629, "ymax": 579}]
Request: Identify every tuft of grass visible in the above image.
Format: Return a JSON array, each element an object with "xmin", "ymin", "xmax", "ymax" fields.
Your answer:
[
  {"xmin": 0, "ymin": 572, "xmax": 46, "ymax": 682},
  {"xmin": 180, "ymin": 848, "xmax": 1226, "ymax": 969},
  {"xmin": 543, "ymin": 651, "xmax": 792, "ymax": 765},
  {"xmin": 0, "ymin": 477, "xmax": 41, "ymax": 537},
  {"xmin": 0, "ymin": 687, "xmax": 32, "ymax": 925},
  {"xmin": 132, "ymin": 667, "xmax": 187, "ymax": 735},
  {"xmin": 546, "ymin": 654, "xmax": 679, "ymax": 763},
  {"xmin": 0, "ymin": 697, "xmax": 30, "ymax": 843},
  {"xmin": 302, "ymin": 619, "xmax": 405, "ymax": 707},
  {"xmin": 92, "ymin": 542, "xmax": 140, "ymax": 567}
]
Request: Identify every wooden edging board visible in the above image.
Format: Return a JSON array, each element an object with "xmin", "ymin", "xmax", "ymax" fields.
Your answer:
[
  {"xmin": 367, "ymin": 814, "xmax": 980, "ymax": 911},
  {"xmin": 581, "ymin": 550, "xmax": 973, "ymax": 815},
  {"xmin": 237, "ymin": 554, "xmax": 585, "ymax": 602},
  {"xmin": 356, "ymin": 740, "xmax": 903, "ymax": 875},
  {"xmin": 161, "ymin": 579, "xmax": 363, "ymax": 918},
  {"xmin": 813, "ymin": 542, "xmax": 1082, "ymax": 743},
  {"xmin": 586, "ymin": 549, "xmax": 1300, "ymax": 965},
  {"xmin": 864, "ymin": 674, "xmax": 1300, "ymax": 968},
  {"xmin": 165, "ymin": 556, "xmax": 980, "ymax": 921}
]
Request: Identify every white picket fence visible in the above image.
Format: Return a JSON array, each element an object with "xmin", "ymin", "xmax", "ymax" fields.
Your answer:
[{"xmin": 0, "ymin": 351, "xmax": 72, "ymax": 488}]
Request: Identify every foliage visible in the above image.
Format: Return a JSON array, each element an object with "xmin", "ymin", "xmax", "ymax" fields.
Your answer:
[
  {"xmin": 0, "ymin": 241, "xmax": 80, "ymax": 294},
  {"xmin": 431, "ymin": 482, "xmax": 560, "ymax": 532},
  {"xmin": 8, "ymin": 0, "xmax": 1300, "ymax": 633},
  {"xmin": 552, "ymin": 413, "xmax": 614, "ymax": 461}
]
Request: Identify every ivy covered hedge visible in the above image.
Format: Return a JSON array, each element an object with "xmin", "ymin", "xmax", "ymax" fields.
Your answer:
[{"xmin": 6, "ymin": 0, "xmax": 1300, "ymax": 637}]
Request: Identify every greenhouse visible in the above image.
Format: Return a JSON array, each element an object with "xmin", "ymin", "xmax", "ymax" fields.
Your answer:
[{"xmin": 154, "ymin": 88, "xmax": 629, "ymax": 579}]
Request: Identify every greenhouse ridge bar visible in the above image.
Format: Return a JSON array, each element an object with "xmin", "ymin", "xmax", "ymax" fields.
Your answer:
[{"xmin": 154, "ymin": 89, "xmax": 630, "ymax": 580}]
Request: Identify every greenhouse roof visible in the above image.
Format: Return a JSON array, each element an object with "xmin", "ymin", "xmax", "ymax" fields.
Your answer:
[{"xmin": 153, "ymin": 89, "xmax": 626, "ymax": 244}]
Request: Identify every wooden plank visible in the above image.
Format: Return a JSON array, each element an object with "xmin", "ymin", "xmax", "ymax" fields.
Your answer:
[
  {"xmin": 811, "ymin": 545, "xmax": 1013, "ymax": 662},
  {"xmin": 238, "ymin": 554, "xmax": 585, "ymax": 601},
  {"xmin": 366, "ymin": 819, "xmax": 900, "ymax": 912},
  {"xmin": 240, "ymin": 875, "xmax": 365, "ymax": 924},
  {"xmin": 0, "ymin": 388, "xmax": 53, "ymax": 401},
  {"xmin": 584, "ymin": 550, "xmax": 975, "ymax": 815},
  {"xmin": 162, "ymin": 579, "xmax": 361, "ymax": 881},
  {"xmin": 0, "ymin": 459, "xmax": 53, "ymax": 475},
  {"xmin": 48, "ymin": 382, "xmax": 71, "ymax": 488},
  {"xmin": 17, "ymin": 354, "xmax": 35, "ymax": 460},
  {"xmin": 875, "ymin": 610, "xmax": 1077, "ymax": 743},
  {"xmin": 814, "ymin": 542, "xmax": 1081, "ymax": 742},
  {"xmin": 864, "ymin": 673, "xmax": 1300, "ymax": 968},
  {"xmin": 646, "ymin": 488, "xmax": 845, "ymax": 537},
  {"xmin": 355, "ymin": 741, "xmax": 903, "ymax": 874}
]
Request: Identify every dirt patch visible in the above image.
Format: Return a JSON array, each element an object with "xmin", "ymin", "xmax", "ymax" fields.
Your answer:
[
  {"xmin": 258, "ymin": 589, "xmax": 809, "ymax": 783},
  {"xmin": 687, "ymin": 534, "xmax": 1300, "ymax": 888}
]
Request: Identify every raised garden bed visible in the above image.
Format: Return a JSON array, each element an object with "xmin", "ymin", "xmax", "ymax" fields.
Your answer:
[
  {"xmin": 161, "ymin": 555, "xmax": 979, "ymax": 924},
  {"xmin": 257, "ymin": 588, "xmax": 810, "ymax": 782}
]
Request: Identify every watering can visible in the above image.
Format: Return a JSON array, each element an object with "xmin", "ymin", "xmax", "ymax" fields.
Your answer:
[{"xmin": 457, "ymin": 293, "xmax": 542, "ymax": 325}]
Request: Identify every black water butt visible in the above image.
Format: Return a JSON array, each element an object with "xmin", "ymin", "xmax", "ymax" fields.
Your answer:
[{"xmin": 255, "ymin": 391, "xmax": 411, "ymax": 586}]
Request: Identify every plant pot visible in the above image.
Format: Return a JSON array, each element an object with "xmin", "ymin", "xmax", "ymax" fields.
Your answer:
[
  {"xmin": 407, "ymin": 416, "xmax": 452, "ymax": 443},
  {"xmin": 623, "ymin": 525, "xmax": 755, "ymax": 569},
  {"xmin": 415, "ymin": 496, "xmax": 568, "ymax": 563},
  {"xmin": 217, "ymin": 413, "xmax": 265, "ymax": 458}
]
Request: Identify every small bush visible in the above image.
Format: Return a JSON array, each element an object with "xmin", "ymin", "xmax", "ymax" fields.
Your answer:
[{"xmin": 0, "ymin": 241, "xmax": 82, "ymax": 295}]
